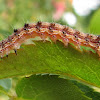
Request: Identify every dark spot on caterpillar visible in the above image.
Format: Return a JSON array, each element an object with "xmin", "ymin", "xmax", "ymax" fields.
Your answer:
[
  {"xmin": 62, "ymin": 31, "xmax": 66, "ymax": 36},
  {"xmin": 49, "ymin": 28, "xmax": 53, "ymax": 32},
  {"xmin": 97, "ymin": 35, "xmax": 100, "ymax": 41},
  {"xmin": 24, "ymin": 23, "xmax": 29, "ymax": 28},
  {"xmin": 52, "ymin": 35, "xmax": 56, "ymax": 38},
  {"xmin": 62, "ymin": 31, "xmax": 65, "ymax": 34},
  {"xmin": 49, "ymin": 23, "xmax": 55, "ymax": 32},
  {"xmin": 75, "ymin": 30, "xmax": 80, "ymax": 34},
  {"xmin": 1, "ymin": 41, "xmax": 5, "ymax": 48},
  {"xmin": 74, "ymin": 35, "xmax": 77, "ymax": 38},
  {"xmin": 85, "ymin": 38, "xmax": 89, "ymax": 42},
  {"xmin": 86, "ymin": 34, "xmax": 93, "ymax": 41},
  {"xmin": 96, "ymin": 43, "xmax": 99, "ymax": 46},
  {"xmin": 63, "ymin": 31, "xmax": 66, "ymax": 34},
  {"xmin": 36, "ymin": 21, "xmax": 42, "ymax": 31},
  {"xmin": 75, "ymin": 30, "xmax": 81, "ymax": 38},
  {"xmin": 50, "ymin": 23, "xmax": 55, "ymax": 28},
  {"xmin": 90, "ymin": 35, "xmax": 93, "ymax": 39},
  {"xmin": 24, "ymin": 23, "xmax": 29, "ymax": 31},
  {"xmin": 14, "ymin": 29, "xmax": 19, "ymax": 36},
  {"xmin": 74, "ymin": 35, "xmax": 79, "ymax": 41},
  {"xmin": 62, "ymin": 27, "xmax": 69, "ymax": 34},
  {"xmin": 84, "ymin": 34, "xmax": 90, "ymax": 42},
  {"xmin": 24, "ymin": 28, "xmax": 26, "ymax": 30},
  {"xmin": 94, "ymin": 35, "xmax": 100, "ymax": 43},
  {"xmin": 6, "ymin": 54, "xmax": 8, "ymax": 57},
  {"xmin": 40, "ymin": 33, "xmax": 43, "ymax": 35},
  {"xmin": 88, "ymin": 34, "xmax": 93, "ymax": 38},
  {"xmin": 14, "ymin": 49, "xmax": 17, "ymax": 55},
  {"xmin": 37, "ymin": 21, "xmax": 42, "ymax": 26},
  {"xmin": 14, "ymin": 29, "xmax": 18, "ymax": 33}
]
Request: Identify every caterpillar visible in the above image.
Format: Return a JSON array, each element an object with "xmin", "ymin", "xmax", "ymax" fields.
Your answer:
[{"xmin": 0, "ymin": 21, "xmax": 100, "ymax": 58}]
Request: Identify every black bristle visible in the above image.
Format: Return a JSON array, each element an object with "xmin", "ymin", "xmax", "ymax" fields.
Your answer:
[
  {"xmin": 49, "ymin": 23, "xmax": 55, "ymax": 28},
  {"xmin": 62, "ymin": 27, "xmax": 68, "ymax": 33},
  {"xmin": 6, "ymin": 55, "xmax": 8, "ymax": 57},
  {"xmin": 85, "ymin": 38, "xmax": 89, "ymax": 42},
  {"xmin": 48, "ymin": 23, "xmax": 55, "ymax": 32},
  {"xmin": 14, "ymin": 29, "xmax": 18, "ymax": 36},
  {"xmin": 24, "ymin": 23, "xmax": 29, "ymax": 28},
  {"xmin": 1, "ymin": 41, "xmax": 5, "ymax": 48},
  {"xmin": 36, "ymin": 21, "xmax": 42, "ymax": 31},
  {"xmin": 14, "ymin": 49, "xmax": 17, "ymax": 55},
  {"xmin": 37, "ymin": 21, "xmax": 42, "ymax": 26},
  {"xmin": 62, "ymin": 31, "xmax": 66, "ymax": 34},
  {"xmin": 74, "ymin": 35, "xmax": 77, "ymax": 38},
  {"xmin": 14, "ymin": 29, "xmax": 18, "ymax": 33},
  {"xmin": 24, "ymin": 23, "xmax": 29, "ymax": 31},
  {"xmin": 24, "ymin": 28, "xmax": 27, "ymax": 30}
]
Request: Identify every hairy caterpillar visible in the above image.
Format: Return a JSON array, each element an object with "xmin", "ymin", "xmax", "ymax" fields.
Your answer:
[{"xmin": 0, "ymin": 21, "xmax": 100, "ymax": 58}]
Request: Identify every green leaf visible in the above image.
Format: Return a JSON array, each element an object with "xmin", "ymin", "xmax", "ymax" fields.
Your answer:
[
  {"xmin": 0, "ymin": 40, "xmax": 100, "ymax": 88},
  {"xmin": 89, "ymin": 9, "xmax": 100, "ymax": 34},
  {"xmin": 72, "ymin": 80, "xmax": 100, "ymax": 100},
  {"xmin": 0, "ymin": 79, "xmax": 12, "ymax": 99},
  {"xmin": 0, "ymin": 78, "xmax": 12, "ymax": 92},
  {"xmin": 16, "ymin": 75, "xmax": 91, "ymax": 100}
]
